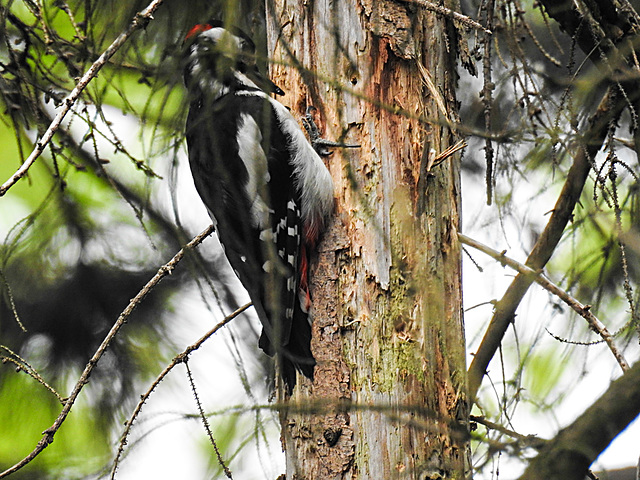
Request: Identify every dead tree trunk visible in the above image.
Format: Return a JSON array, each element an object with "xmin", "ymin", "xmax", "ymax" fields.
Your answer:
[{"xmin": 267, "ymin": 0, "xmax": 469, "ymax": 478}]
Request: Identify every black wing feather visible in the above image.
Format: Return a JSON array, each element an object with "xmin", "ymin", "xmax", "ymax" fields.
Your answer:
[{"xmin": 186, "ymin": 91, "xmax": 314, "ymax": 392}]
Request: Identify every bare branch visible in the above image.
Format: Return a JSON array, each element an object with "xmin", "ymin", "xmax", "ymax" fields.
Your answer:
[
  {"xmin": 0, "ymin": 224, "xmax": 214, "ymax": 479},
  {"xmin": 110, "ymin": 302, "xmax": 250, "ymax": 479},
  {"xmin": 427, "ymin": 139, "xmax": 467, "ymax": 172},
  {"xmin": 467, "ymin": 86, "xmax": 627, "ymax": 402},
  {"xmin": 0, "ymin": 346, "xmax": 64, "ymax": 403},
  {"xmin": 459, "ymin": 233, "xmax": 630, "ymax": 372},
  {"xmin": 518, "ymin": 361, "xmax": 640, "ymax": 480},
  {"xmin": 470, "ymin": 415, "xmax": 546, "ymax": 449},
  {"xmin": 481, "ymin": 0, "xmax": 495, "ymax": 205},
  {"xmin": 402, "ymin": 0, "xmax": 492, "ymax": 33},
  {"xmin": 0, "ymin": 0, "xmax": 164, "ymax": 197},
  {"xmin": 185, "ymin": 359, "xmax": 233, "ymax": 478},
  {"xmin": 0, "ymin": 268, "xmax": 26, "ymax": 332}
]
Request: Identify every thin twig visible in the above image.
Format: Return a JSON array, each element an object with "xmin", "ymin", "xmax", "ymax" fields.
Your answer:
[
  {"xmin": 470, "ymin": 415, "xmax": 546, "ymax": 449},
  {"xmin": 110, "ymin": 302, "xmax": 250, "ymax": 479},
  {"xmin": 55, "ymin": 0, "xmax": 86, "ymax": 41},
  {"xmin": 403, "ymin": 0, "xmax": 491, "ymax": 33},
  {"xmin": 481, "ymin": 0, "xmax": 495, "ymax": 205},
  {"xmin": 0, "ymin": 224, "xmax": 214, "ymax": 479},
  {"xmin": 428, "ymin": 139, "xmax": 467, "ymax": 172},
  {"xmin": 459, "ymin": 233, "xmax": 630, "ymax": 372},
  {"xmin": 0, "ymin": 268, "xmax": 26, "ymax": 332},
  {"xmin": 185, "ymin": 360, "xmax": 233, "ymax": 478},
  {"xmin": 189, "ymin": 398, "xmax": 468, "ymax": 438},
  {"xmin": 0, "ymin": 0, "xmax": 164, "ymax": 197},
  {"xmin": 466, "ymin": 86, "xmax": 626, "ymax": 403},
  {"xmin": 0, "ymin": 346, "xmax": 64, "ymax": 403}
]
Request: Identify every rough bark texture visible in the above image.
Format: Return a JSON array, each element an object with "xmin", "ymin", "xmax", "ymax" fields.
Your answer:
[{"xmin": 267, "ymin": 1, "xmax": 468, "ymax": 478}]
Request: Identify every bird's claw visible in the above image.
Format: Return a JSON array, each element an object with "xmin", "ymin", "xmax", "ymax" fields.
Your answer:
[{"xmin": 302, "ymin": 106, "xmax": 360, "ymax": 157}]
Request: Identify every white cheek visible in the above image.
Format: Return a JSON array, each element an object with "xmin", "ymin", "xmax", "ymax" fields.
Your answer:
[
  {"xmin": 201, "ymin": 27, "xmax": 237, "ymax": 45},
  {"xmin": 188, "ymin": 47, "xmax": 230, "ymax": 99}
]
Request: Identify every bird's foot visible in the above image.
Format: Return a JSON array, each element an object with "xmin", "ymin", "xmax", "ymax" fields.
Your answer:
[{"xmin": 302, "ymin": 106, "xmax": 360, "ymax": 157}]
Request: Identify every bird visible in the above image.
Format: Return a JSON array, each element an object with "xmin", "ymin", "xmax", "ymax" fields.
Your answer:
[{"xmin": 182, "ymin": 21, "xmax": 334, "ymax": 393}]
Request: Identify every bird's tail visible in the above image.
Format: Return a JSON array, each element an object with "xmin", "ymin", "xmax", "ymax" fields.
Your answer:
[{"xmin": 259, "ymin": 301, "xmax": 315, "ymax": 395}]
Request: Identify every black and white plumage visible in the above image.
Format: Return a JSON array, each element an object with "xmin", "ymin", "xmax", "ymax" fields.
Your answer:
[{"xmin": 183, "ymin": 22, "xmax": 334, "ymax": 392}]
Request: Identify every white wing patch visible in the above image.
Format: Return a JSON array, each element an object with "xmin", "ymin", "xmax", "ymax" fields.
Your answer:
[
  {"xmin": 236, "ymin": 91, "xmax": 334, "ymax": 228},
  {"xmin": 237, "ymin": 113, "xmax": 271, "ymax": 229}
]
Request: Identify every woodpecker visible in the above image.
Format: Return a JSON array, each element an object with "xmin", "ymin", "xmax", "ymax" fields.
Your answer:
[{"xmin": 183, "ymin": 21, "xmax": 334, "ymax": 392}]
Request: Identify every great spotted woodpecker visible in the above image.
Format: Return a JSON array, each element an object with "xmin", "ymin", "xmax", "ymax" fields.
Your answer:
[{"xmin": 183, "ymin": 21, "xmax": 334, "ymax": 392}]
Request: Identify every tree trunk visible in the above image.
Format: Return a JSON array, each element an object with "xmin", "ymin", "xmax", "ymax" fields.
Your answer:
[{"xmin": 267, "ymin": 1, "xmax": 468, "ymax": 478}]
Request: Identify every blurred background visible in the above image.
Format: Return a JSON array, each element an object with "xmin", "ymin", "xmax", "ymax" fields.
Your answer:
[{"xmin": 1, "ymin": 0, "xmax": 639, "ymax": 478}]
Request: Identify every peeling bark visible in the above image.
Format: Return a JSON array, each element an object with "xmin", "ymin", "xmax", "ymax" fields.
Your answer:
[{"xmin": 267, "ymin": 1, "xmax": 468, "ymax": 478}]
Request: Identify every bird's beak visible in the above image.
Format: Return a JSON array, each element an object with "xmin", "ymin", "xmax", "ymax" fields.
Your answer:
[
  {"xmin": 269, "ymin": 81, "xmax": 285, "ymax": 96},
  {"xmin": 247, "ymin": 67, "xmax": 284, "ymax": 95}
]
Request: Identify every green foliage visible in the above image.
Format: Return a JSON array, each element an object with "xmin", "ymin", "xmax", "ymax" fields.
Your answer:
[
  {"xmin": 522, "ymin": 347, "xmax": 565, "ymax": 400},
  {"xmin": 0, "ymin": 373, "xmax": 111, "ymax": 477},
  {"xmin": 0, "ymin": 1, "xmax": 249, "ymax": 477},
  {"xmin": 1, "ymin": 0, "xmax": 639, "ymax": 478}
]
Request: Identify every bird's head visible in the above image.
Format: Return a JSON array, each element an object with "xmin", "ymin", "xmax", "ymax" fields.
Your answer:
[{"xmin": 183, "ymin": 21, "xmax": 284, "ymax": 98}]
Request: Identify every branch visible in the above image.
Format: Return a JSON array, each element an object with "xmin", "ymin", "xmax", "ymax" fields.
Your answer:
[
  {"xmin": 0, "ymin": 224, "xmax": 214, "ymax": 479},
  {"xmin": 459, "ymin": 233, "xmax": 630, "ymax": 372},
  {"xmin": 467, "ymin": 86, "xmax": 627, "ymax": 402},
  {"xmin": 0, "ymin": 0, "xmax": 164, "ymax": 197},
  {"xmin": 402, "ymin": 0, "xmax": 491, "ymax": 33},
  {"xmin": 518, "ymin": 360, "xmax": 640, "ymax": 480},
  {"xmin": 470, "ymin": 415, "xmax": 546, "ymax": 450},
  {"xmin": 185, "ymin": 360, "xmax": 233, "ymax": 478},
  {"xmin": 536, "ymin": 0, "xmax": 604, "ymax": 62},
  {"xmin": 110, "ymin": 302, "xmax": 250, "ymax": 479},
  {"xmin": 0, "ymin": 347, "xmax": 64, "ymax": 404}
]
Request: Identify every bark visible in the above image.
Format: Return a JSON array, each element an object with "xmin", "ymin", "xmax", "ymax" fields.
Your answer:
[{"xmin": 267, "ymin": 1, "xmax": 468, "ymax": 478}]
